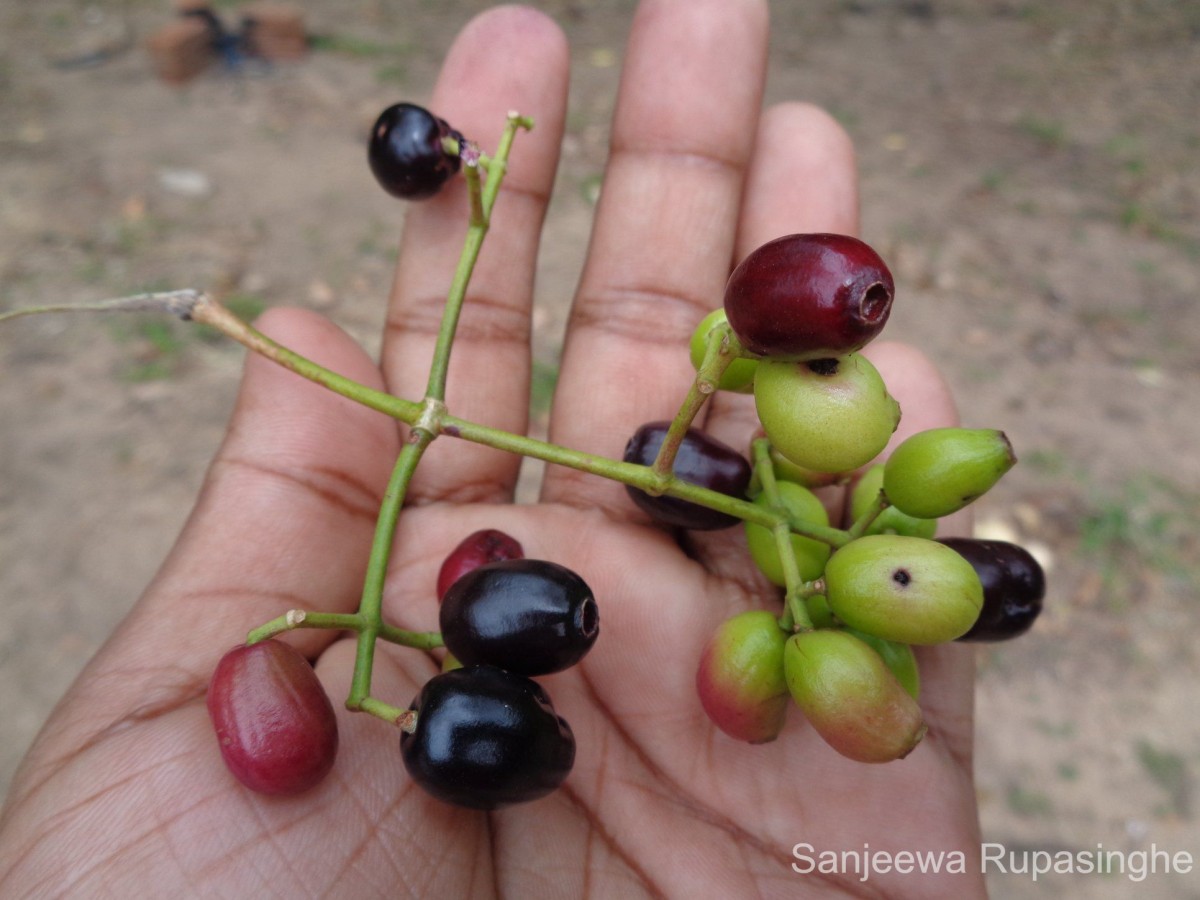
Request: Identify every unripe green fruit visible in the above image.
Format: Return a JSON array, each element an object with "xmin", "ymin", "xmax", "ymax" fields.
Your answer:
[
  {"xmin": 768, "ymin": 445, "xmax": 851, "ymax": 489},
  {"xmin": 882, "ymin": 428, "xmax": 1016, "ymax": 519},
  {"xmin": 695, "ymin": 611, "xmax": 789, "ymax": 743},
  {"xmin": 844, "ymin": 628, "xmax": 920, "ymax": 700},
  {"xmin": 744, "ymin": 481, "xmax": 832, "ymax": 585},
  {"xmin": 783, "ymin": 629, "xmax": 926, "ymax": 763},
  {"xmin": 688, "ymin": 309, "xmax": 758, "ymax": 393},
  {"xmin": 824, "ymin": 534, "xmax": 983, "ymax": 644},
  {"xmin": 754, "ymin": 354, "xmax": 900, "ymax": 473},
  {"xmin": 850, "ymin": 465, "xmax": 937, "ymax": 538}
]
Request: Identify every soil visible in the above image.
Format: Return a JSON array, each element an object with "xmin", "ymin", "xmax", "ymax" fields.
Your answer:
[{"xmin": 1, "ymin": 2, "xmax": 1198, "ymax": 897}]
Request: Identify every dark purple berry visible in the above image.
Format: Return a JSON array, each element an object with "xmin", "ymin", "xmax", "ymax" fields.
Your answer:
[
  {"xmin": 623, "ymin": 422, "xmax": 752, "ymax": 530},
  {"xmin": 206, "ymin": 640, "xmax": 338, "ymax": 795},
  {"xmin": 368, "ymin": 102, "xmax": 464, "ymax": 200},
  {"xmin": 401, "ymin": 666, "xmax": 575, "ymax": 810},
  {"xmin": 437, "ymin": 529, "xmax": 524, "ymax": 601},
  {"xmin": 723, "ymin": 233, "xmax": 895, "ymax": 360},
  {"xmin": 939, "ymin": 538, "xmax": 1045, "ymax": 641},
  {"xmin": 440, "ymin": 559, "xmax": 599, "ymax": 676}
]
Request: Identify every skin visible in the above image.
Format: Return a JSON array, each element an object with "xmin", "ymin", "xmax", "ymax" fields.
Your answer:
[{"xmin": 0, "ymin": 2, "xmax": 985, "ymax": 897}]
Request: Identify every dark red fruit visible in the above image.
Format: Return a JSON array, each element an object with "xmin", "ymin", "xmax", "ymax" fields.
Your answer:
[
  {"xmin": 401, "ymin": 665, "xmax": 576, "ymax": 810},
  {"xmin": 623, "ymin": 422, "xmax": 752, "ymax": 530},
  {"xmin": 206, "ymin": 640, "xmax": 338, "ymax": 795},
  {"xmin": 436, "ymin": 529, "xmax": 524, "ymax": 601},
  {"xmin": 939, "ymin": 538, "xmax": 1045, "ymax": 641},
  {"xmin": 723, "ymin": 233, "xmax": 895, "ymax": 360},
  {"xmin": 440, "ymin": 559, "xmax": 599, "ymax": 676},
  {"xmin": 368, "ymin": 102, "xmax": 464, "ymax": 200}
]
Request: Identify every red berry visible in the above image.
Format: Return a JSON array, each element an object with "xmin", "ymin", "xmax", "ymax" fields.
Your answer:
[
  {"xmin": 206, "ymin": 640, "xmax": 338, "ymax": 795},
  {"xmin": 436, "ymin": 529, "xmax": 524, "ymax": 601},
  {"xmin": 723, "ymin": 233, "xmax": 894, "ymax": 360}
]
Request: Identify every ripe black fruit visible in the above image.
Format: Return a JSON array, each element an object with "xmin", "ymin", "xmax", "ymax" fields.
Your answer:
[
  {"xmin": 400, "ymin": 666, "xmax": 576, "ymax": 810},
  {"xmin": 939, "ymin": 538, "xmax": 1045, "ymax": 641},
  {"xmin": 623, "ymin": 422, "xmax": 752, "ymax": 530},
  {"xmin": 439, "ymin": 559, "xmax": 599, "ymax": 676},
  {"xmin": 368, "ymin": 102, "xmax": 464, "ymax": 200}
]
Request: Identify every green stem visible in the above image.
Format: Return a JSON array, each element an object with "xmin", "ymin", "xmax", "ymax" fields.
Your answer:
[
  {"xmin": 246, "ymin": 610, "xmax": 363, "ymax": 644},
  {"xmin": 649, "ymin": 322, "xmax": 738, "ymax": 484},
  {"xmin": 845, "ymin": 489, "xmax": 890, "ymax": 540},
  {"xmin": 753, "ymin": 439, "xmax": 815, "ymax": 632}
]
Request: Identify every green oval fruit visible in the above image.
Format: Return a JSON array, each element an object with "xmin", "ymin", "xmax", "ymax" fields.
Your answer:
[
  {"xmin": 769, "ymin": 445, "xmax": 851, "ymax": 489},
  {"xmin": 783, "ymin": 629, "xmax": 926, "ymax": 763},
  {"xmin": 754, "ymin": 354, "xmax": 900, "ymax": 473},
  {"xmin": 824, "ymin": 534, "xmax": 983, "ymax": 644},
  {"xmin": 689, "ymin": 309, "xmax": 758, "ymax": 393},
  {"xmin": 850, "ymin": 465, "xmax": 937, "ymax": 538},
  {"xmin": 695, "ymin": 611, "xmax": 789, "ymax": 743},
  {"xmin": 882, "ymin": 428, "xmax": 1016, "ymax": 519},
  {"xmin": 844, "ymin": 628, "xmax": 920, "ymax": 700},
  {"xmin": 744, "ymin": 481, "xmax": 832, "ymax": 585}
]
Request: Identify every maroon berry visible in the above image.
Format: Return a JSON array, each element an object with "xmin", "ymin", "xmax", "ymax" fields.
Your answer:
[
  {"xmin": 939, "ymin": 538, "xmax": 1045, "ymax": 641},
  {"xmin": 436, "ymin": 529, "xmax": 524, "ymax": 601},
  {"xmin": 368, "ymin": 103, "xmax": 464, "ymax": 200},
  {"xmin": 723, "ymin": 233, "xmax": 895, "ymax": 360},
  {"xmin": 623, "ymin": 422, "xmax": 752, "ymax": 530},
  {"xmin": 206, "ymin": 640, "xmax": 338, "ymax": 795}
]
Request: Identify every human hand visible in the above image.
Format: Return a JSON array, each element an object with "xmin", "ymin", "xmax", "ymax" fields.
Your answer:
[{"xmin": 0, "ymin": 2, "xmax": 985, "ymax": 895}]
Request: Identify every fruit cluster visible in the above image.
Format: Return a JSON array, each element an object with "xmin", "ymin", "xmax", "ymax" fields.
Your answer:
[{"xmin": 1, "ymin": 101, "xmax": 1045, "ymax": 809}]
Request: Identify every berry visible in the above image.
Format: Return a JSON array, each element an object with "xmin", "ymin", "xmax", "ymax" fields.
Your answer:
[
  {"xmin": 883, "ymin": 428, "xmax": 1016, "ymax": 520},
  {"xmin": 436, "ymin": 528, "xmax": 524, "ymax": 601},
  {"xmin": 940, "ymin": 538, "xmax": 1045, "ymax": 641},
  {"xmin": 823, "ymin": 534, "xmax": 984, "ymax": 645},
  {"xmin": 754, "ymin": 353, "xmax": 900, "ymax": 473},
  {"xmin": 723, "ymin": 233, "xmax": 895, "ymax": 361},
  {"xmin": 206, "ymin": 640, "xmax": 338, "ymax": 795},
  {"xmin": 623, "ymin": 422, "xmax": 752, "ymax": 530},
  {"xmin": 744, "ymin": 480, "xmax": 832, "ymax": 585},
  {"xmin": 368, "ymin": 102, "xmax": 464, "ymax": 200},
  {"xmin": 849, "ymin": 464, "xmax": 937, "ymax": 538},
  {"xmin": 783, "ymin": 629, "xmax": 925, "ymax": 763},
  {"xmin": 401, "ymin": 666, "xmax": 575, "ymax": 810},
  {"xmin": 695, "ymin": 610, "xmax": 789, "ymax": 743},
  {"xmin": 440, "ymin": 559, "xmax": 599, "ymax": 676},
  {"xmin": 766, "ymin": 442, "xmax": 851, "ymax": 490},
  {"xmin": 688, "ymin": 309, "xmax": 758, "ymax": 393},
  {"xmin": 843, "ymin": 628, "xmax": 920, "ymax": 700}
]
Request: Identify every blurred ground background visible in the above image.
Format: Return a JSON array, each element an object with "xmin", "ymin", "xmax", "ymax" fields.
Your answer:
[{"xmin": 1, "ymin": 1, "xmax": 1197, "ymax": 897}]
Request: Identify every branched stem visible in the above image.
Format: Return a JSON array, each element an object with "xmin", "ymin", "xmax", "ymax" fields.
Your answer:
[{"xmin": 752, "ymin": 439, "xmax": 815, "ymax": 632}]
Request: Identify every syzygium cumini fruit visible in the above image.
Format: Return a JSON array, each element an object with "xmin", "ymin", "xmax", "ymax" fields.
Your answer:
[
  {"xmin": 688, "ymin": 309, "xmax": 758, "ymax": 393},
  {"xmin": 783, "ymin": 629, "xmax": 926, "ymax": 763},
  {"xmin": 883, "ymin": 427, "xmax": 1016, "ymax": 519},
  {"xmin": 754, "ymin": 353, "xmax": 900, "ymax": 473},
  {"xmin": 695, "ymin": 610, "xmax": 789, "ymax": 743},
  {"xmin": 850, "ymin": 464, "xmax": 937, "ymax": 538},
  {"xmin": 744, "ymin": 481, "xmax": 832, "ymax": 585},
  {"xmin": 823, "ymin": 534, "xmax": 984, "ymax": 645}
]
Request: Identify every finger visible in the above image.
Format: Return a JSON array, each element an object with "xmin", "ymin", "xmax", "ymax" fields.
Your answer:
[
  {"xmin": 59, "ymin": 309, "xmax": 398, "ymax": 721},
  {"xmin": 541, "ymin": 0, "xmax": 769, "ymax": 514},
  {"xmin": 381, "ymin": 6, "xmax": 568, "ymax": 504},
  {"xmin": 702, "ymin": 102, "xmax": 860, "ymax": 453}
]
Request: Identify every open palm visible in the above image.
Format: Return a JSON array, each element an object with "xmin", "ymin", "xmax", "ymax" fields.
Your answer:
[{"xmin": 0, "ymin": 3, "xmax": 986, "ymax": 896}]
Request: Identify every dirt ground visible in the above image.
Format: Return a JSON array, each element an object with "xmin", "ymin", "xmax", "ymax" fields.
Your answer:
[{"xmin": 1, "ymin": 1, "xmax": 1198, "ymax": 897}]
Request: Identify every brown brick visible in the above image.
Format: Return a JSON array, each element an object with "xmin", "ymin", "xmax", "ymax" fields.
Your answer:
[
  {"xmin": 144, "ymin": 18, "xmax": 214, "ymax": 84},
  {"xmin": 240, "ymin": 3, "xmax": 308, "ymax": 61}
]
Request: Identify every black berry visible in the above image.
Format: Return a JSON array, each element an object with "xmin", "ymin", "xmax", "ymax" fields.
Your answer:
[
  {"xmin": 440, "ymin": 559, "xmax": 599, "ymax": 676},
  {"xmin": 940, "ymin": 538, "xmax": 1045, "ymax": 641},
  {"xmin": 401, "ymin": 666, "xmax": 575, "ymax": 810},
  {"xmin": 368, "ymin": 102, "xmax": 464, "ymax": 200}
]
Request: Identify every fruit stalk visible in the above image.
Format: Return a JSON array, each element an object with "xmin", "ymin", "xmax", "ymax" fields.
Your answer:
[{"xmin": 751, "ymin": 439, "xmax": 815, "ymax": 631}]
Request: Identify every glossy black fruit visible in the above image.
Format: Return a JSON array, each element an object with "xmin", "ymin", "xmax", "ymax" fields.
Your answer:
[
  {"xmin": 440, "ymin": 559, "xmax": 599, "ymax": 676},
  {"xmin": 368, "ymin": 102, "xmax": 464, "ymax": 200},
  {"xmin": 939, "ymin": 538, "xmax": 1045, "ymax": 641},
  {"xmin": 401, "ymin": 666, "xmax": 576, "ymax": 810},
  {"xmin": 623, "ymin": 422, "xmax": 752, "ymax": 530}
]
